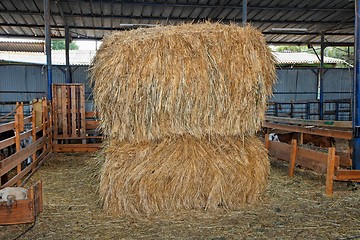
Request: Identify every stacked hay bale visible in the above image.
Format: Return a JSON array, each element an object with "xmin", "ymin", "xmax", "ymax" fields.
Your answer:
[{"xmin": 90, "ymin": 23, "xmax": 275, "ymax": 215}]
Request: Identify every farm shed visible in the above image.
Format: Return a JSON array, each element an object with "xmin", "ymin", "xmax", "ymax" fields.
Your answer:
[{"xmin": 0, "ymin": 0, "xmax": 360, "ymax": 237}]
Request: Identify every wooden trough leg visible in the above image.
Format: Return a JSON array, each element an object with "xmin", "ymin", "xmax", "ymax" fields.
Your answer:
[
  {"xmin": 289, "ymin": 139, "xmax": 297, "ymax": 178},
  {"xmin": 265, "ymin": 133, "xmax": 269, "ymax": 150},
  {"xmin": 326, "ymin": 147, "xmax": 336, "ymax": 196}
]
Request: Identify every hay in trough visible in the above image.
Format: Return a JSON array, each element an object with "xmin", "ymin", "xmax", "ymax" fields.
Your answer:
[
  {"xmin": 90, "ymin": 23, "xmax": 275, "ymax": 142},
  {"xmin": 99, "ymin": 135, "xmax": 269, "ymax": 215}
]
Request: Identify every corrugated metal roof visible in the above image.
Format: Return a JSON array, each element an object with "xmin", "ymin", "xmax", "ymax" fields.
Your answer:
[
  {"xmin": 0, "ymin": 50, "xmax": 96, "ymax": 65},
  {"xmin": 0, "ymin": 0, "xmax": 354, "ymax": 45},
  {"xmin": 0, "ymin": 50, "xmax": 346, "ymax": 66},
  {"xmin": 0, "ymin": 41, "xmax": 44, "ymax": 52},
  {"xmin": 273, "ymin": 52, "xmax": 345, "ymax": 65}
]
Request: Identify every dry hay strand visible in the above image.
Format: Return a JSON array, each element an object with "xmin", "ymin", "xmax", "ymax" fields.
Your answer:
[
  {"xmin": 99, "ymin": 135, "xmax": 269, "ymax": 215},
  {"xmin": 90, "ymin": 23, "xmax": 276, "ymax": 142}
]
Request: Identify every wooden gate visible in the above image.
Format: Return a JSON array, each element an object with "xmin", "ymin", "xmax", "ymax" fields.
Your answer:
[{"xmin": 52, "ymin": 84, "xmax": 86, "ymax": 144}]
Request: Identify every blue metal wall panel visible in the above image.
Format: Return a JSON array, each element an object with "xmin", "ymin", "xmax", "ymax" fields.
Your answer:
[
  {"xmin": 271, "ymin": 68, "xmax": 318, "ymax": 102},
  {"xmin": 323, "ymin": 68, "xmax": 353, "ymax": 100},
  {"xmin": 0, "ymin": 65, "xmax": 355, "ymax": 115}
]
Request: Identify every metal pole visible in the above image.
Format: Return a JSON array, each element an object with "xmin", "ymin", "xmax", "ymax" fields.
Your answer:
[
  {"xmin": 242, "ymin": 0, "xmax": 247, "ymax": 26},
  {"xmin": 319, "ymin": 32, "xmax": 325, "ymax": 120},
  {"xmin": 352, "ymin": 0, "xmax": 360, "ymax": 170},
  {"xmin": 44, "ymin": 0, "xmax": 52, "ymax": 100},
  {"xmin": 65, "ymin": 25, "xmax": 72, "ymax": 83}
]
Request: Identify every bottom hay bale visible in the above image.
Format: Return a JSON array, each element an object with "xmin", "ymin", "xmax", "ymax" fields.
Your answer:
[{"xmin": 99, "ymin": 135, "xmax": 269, "ymax": 215}]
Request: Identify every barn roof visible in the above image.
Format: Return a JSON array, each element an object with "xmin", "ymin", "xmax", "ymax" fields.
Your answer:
[
  {"xmin": 0, "ymin": 0, "xmax": 355, "ymax": 46},
  {"xmin": 0, "ymin": 50, "xmax": 346, "ymax": 66},
  {"xmin": 273, "ymin": 52, "xmax": 346, "ymax": 65}
]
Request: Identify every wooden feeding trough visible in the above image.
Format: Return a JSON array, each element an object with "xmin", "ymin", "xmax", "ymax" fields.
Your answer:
[{"xmin": 0, "ymin": 181, "xmax": 43, "ymax": 225}]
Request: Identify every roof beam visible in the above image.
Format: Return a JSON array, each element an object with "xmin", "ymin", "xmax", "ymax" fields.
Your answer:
[
  {"xmin": 59, "ymin": 0, "xmax": 354, "ymax": 12},
  {"xmin": 0, "ymin": 33, "xmax": 352, "ymax": 46},
  {"xmin": 0, "ymin": 10, "xmax": 354, "ymax": 25},
  {"xmin": 0, "ymin": 22, "xmax": 354, "ymax": 36}
]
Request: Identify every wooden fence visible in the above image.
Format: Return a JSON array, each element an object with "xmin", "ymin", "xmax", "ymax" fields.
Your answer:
[
  {"xmin": 264, "ymin": 116, "xmax": 360, "ymax": 195},
  {"xmin": 52, "ymin": 84, "xmax": 101, "ymax": 152},
  {"xmin": 0, "ymin": 99, "xmax": 52, "ymax": 188}
]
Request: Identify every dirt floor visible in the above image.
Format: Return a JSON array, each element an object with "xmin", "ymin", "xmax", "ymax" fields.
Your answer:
[{"xmin": 0, "ymin": 152, "xmax": 359, "ymax": 240}]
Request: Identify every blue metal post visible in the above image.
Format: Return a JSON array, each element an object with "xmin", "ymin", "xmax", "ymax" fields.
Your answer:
[
  {"xmin": 44, "ymin": 0, "xmax": 52, "ymax": 100},
  {"xmin": 353, "ymin": 0, "xmax": 360, "ymax": 169},
  {"xmin": 319, "ymin": 32, "xmax": 325, "ymax": 120},
  {"xmin": 242, "ymin": 0, "xmax": 247, "ymax": 26},
  {"xmin": 65, "ymin": 25, "xmax": 72, "ymax": 83}
]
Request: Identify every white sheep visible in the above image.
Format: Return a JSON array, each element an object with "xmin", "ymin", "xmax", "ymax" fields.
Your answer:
[
  {"xmin": 0, "ymin": 187, "xmax": 28, "ymax": 207},
  {"xmin": 269, "ymin": 133, "xmax": 280, "ymax": 142}
]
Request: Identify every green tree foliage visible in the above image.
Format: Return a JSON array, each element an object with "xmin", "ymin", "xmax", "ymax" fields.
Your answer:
[
  {"xmin": 51, "ymin": 40, "xmax": 79, "ymax": 50},
  {"xmin": 275, "ymin": 45, "xmax": 354, "ymax": 65},
  {"xmin": 275, "ymin": 45, "xmax": 308, "ymax": 53}
]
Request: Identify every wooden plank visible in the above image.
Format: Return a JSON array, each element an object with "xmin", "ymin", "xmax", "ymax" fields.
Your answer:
[
  {"xmin": 264, "ymin": 133, "xmax": 269, "ymax": 150},
  {"xmin": 0, "ymin": 136, "xmax": 46, "ymax": 175},
  {"xmin": 15, "ymin": 104, "xmax": 21, "ymax": 186},
  {"xmin": 296, "ymin": 148, "xmax": 340, "ymax": 174},
  {"xmin": 336, "ymin": 151, "xmax": 352, "ymax": 168},
  {"xmin": 33, "ymin": 99, "xmax": 42, "ymax": 127},
  {"xmin": 52, "ymin": 86, "xmax": 59, "ymax": 139},
  {"xmin": 1, "ymin": 144, "xmax": 51, "ymax": 188},
  {"xmin": 79, "ymin": 85, "xmax": 86, "ymax": 141},
  {"xmin": 0, "ymin": 181, "xmax": 42, "ymax": 225},
  {"xmin": 263, "ymin": 121, "xmax": 352, "ymax": 140},
  {"xmin": 268, "ymin": 141, "xmax": 291, "ymax": 162},
  {"xmin": 265, "ymin": 116, "xmax": 352, "ymax": 129},
  {"xmin": 85, "ymin": 112, "xmax": 97, "ymax": 118},
  {"xmin": 86, "ymin": 120, "xmax": 99, "ymax": 126},
  {"xmin": 18, "ymin": 103, "xmax": 24, "ymax": 132},
  {"xmin": 53, "ymin": 143, "xmax": 101, "ymax": 152},
  {"xmin": 71, "ymin": 85, "xmax": 77, "ymax": 137},
  {"xmin": 23, "ymin": 116, "xmax": 32, "ymax": 124},
  {"xmin": 61, "ymin": 85, "xmax": 68, "ymax": 137},
  {"xmin": 0, "ymin": 121, "xmax": 15, "ymax": 133},
  {"xmin": 0, "ymin": 136, "xmax": 15, "ymax": 150},
  {"xmin": 0, "ymin": 199, "xmax": 34, "ymax": 225},
  {"xmin": 326, "ymin": 148, "xmax": 336, "ymax": 196},
  {"xmin": 32, "ymin": 108, "xmax": 37, "ymax": 172},
  {"xmin": 334, "ymin": 170, "xmax": 360, "ymax": 181},
  {"xmin": 19, "ymin": 129, "xmax": 32, "ymax": 141},
  {"xmin": 289, "ymin": 139, "xmax": 297, "ymax": 178},
  {"xmin": 34, "ymin": 181, "xmax": 43, "ymax": 215}
]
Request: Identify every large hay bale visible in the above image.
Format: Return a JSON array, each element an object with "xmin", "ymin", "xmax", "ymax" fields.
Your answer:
[
  {"xmin": 99, "ymin": 135, "xmax": 269, "ymax": 215},
  {"xmin": 90, "ymin": 23, "xmax": 275, "ymax": 142}
]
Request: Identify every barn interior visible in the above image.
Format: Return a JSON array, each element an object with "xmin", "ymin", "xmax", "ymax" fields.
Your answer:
[{"xmin": 0, "ymin": 0, "xmax": 360, "ymax": 239}]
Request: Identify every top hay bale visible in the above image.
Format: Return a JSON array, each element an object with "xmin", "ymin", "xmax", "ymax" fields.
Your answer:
[{"xmin": 90, "ymin": 23, "xmax": 275, "ymax": 142}]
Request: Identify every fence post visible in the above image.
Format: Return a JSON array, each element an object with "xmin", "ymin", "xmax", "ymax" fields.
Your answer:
[
  {"xmin": 46, "ymin": 102, "xmax": 53, "ymax": 148},
  {"xmin": 335, "ymin": 101, "xmax": 339, "ymax": 121},
  {"xmin": 306, "ymin": 102, "xmax": 310, "ymax": 120},
  {"xmin": 326, "ymin": 147, "xmax": 336, "ymax": 196},
  {"xmin": 265, "ymin": 133, "xmax": 269, "ymax": 150},
  {"xmin": 15, "ymin": 102, "xmax": 23, "ymax": 186},
  {"xmin": 289, "ymin": 139, "xmax": 297, "ymax": 177},
  {"xmin": 42, "ymin": 99, "xmax": 47, "ymax": 151},
  {"xmin": 31, "ymin": 106, "xmax": 37, "ymax": 172}
]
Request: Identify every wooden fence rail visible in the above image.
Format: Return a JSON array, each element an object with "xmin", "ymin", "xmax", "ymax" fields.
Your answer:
[
  {"xmin": 0, "ymin": 99, "xmax": 52, "ymax": 188},
  {"xmin": 264, "ymin": 117, "xmax": 360, "ymax": 195}
]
